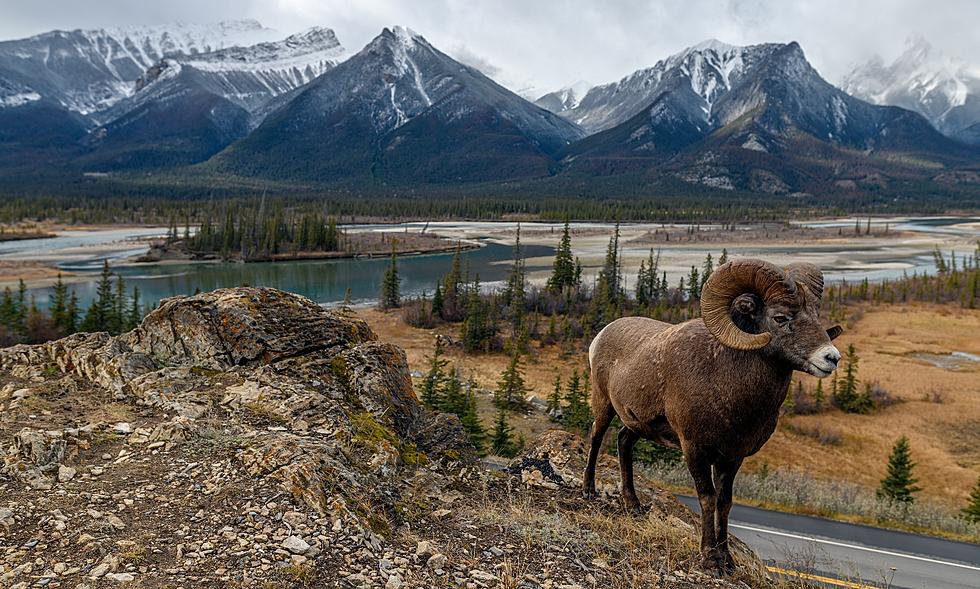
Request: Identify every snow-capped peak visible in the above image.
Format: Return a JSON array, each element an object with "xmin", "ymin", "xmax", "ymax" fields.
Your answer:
[
  {"xmin": 0, "ymin": 20, "xmax": 283, "ymax": 113},
  {"xmin": 534, "ymin": 80, "xmax": 593, "ymax": 113},
  {"xmin": 841, "ymin": 35, "xmax": 980, "ymax": 138},
  {"xmin": 688, "ymin": 38, "xmax": 738, "ymax": 55}
]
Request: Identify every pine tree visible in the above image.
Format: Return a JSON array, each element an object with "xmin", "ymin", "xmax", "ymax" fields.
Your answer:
[
  {"xmin": 490, "ymin": 406, "xmax": 519, "ymax": 458},
  {"xmin": 440, "ymin": 369, "xmax": 467, "ymax": 416},
  {"xmin": 50, "ymin": 274, "xmax": 68, "ymax": 332},
  {"xmin": 112, "ymin": 275, "xmax": 126, "ymax": 333},
  {"xmin": 687, "ymin": 266, "xmax": 700, "ymax": 301},
  {"xmin": 126, "ymin": 287, "xmax": 142, "ymax": 331},
  {"xmin": 461, "ymin": 276, "xmax": 496, "ymax": 352},
  {"xmin": 719, "ymin": 248, "xmax": 729, "ymax": 265},
  {"xmin": 563, "ymin": 370, "xmax": 592, "ymax": 434},
  {"xmin": 379, "ymin": 243, "xmax": 401, "ymax": 310},
  {"xmin": 877, "ymin": 436, "xmax": 921, "ymax": 503},
  {"xmin": 814, "ymin": 379, "xmax": 825, "ymax": 411},
  {"xmin": 504, "ymin": 225, "xmax": 526, "ymax": 334},
  {"xmin": 598, "ymin": 222, "xmax": 622, "ymax": 303},
  {"xmin": 546, "ymin": 374, "xmax": 562, "ymax": 419},
  {"xmin": 834, "ymin": 344, "xmax": 861, "ymax": 412},
  {"xmin": 81, "ymin": 260, "xmax": 116, "ymax": 333},
  {"xmin": 419, "ymin": 337, "xmax": 448, "ymax": 409},
  {"xmin": 494, "ymin": 350, "xmax": 530, "ymax": 411},
  {"xmin": 0, "ymin": 287, "xmax": 15, "ymax": 332},
  {"xmin": 962, "ymin": 475, "xmax": 980, "ymax": 523},
  {"xmin": 459, "ymin": 387, "xmax": 487, "ymax": 454},
  {"xmin": 65, "ymin": 291, "xmax": 79, "ymax": 334},
  {"xmin": 700, "ymin": 253, "xmax": 714, "ymax": 293},
  {"xmin": 548, "ymin": 219, "xmax": 577, "ymax": 292},
  {"xmin": 431, "ymin": 282, "xmax": 444, "ymax": 316}
]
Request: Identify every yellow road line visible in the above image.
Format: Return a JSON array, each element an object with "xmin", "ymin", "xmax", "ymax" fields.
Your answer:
[{"xmin": 766, "ymin": 565, "xmax": 878, "ymax": 589}]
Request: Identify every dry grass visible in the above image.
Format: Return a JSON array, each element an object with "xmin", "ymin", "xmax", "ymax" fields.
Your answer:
[
  {"xmin": 358, "ymin": 302, "xmax": 980, "ymax": 509},
  {"xmin": 755, "ymin": 303, "xmax": 980, "ymax": 506}
]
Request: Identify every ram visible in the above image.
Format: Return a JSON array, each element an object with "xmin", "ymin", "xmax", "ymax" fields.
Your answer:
[{"xmin": 584, "ymin": 259, "xmax": 842, "ymax": 571}]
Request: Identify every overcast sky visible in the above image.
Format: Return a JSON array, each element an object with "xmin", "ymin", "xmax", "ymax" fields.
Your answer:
[{"xmin": 0, "ymin": 0, "xmax": 975, "ymax": 95}]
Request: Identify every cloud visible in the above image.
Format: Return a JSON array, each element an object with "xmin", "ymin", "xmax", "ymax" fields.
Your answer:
[
  {"xmin": 0, "ymin": 0, "xmax": 976, "ymax": 92},
  {"xmin": 449, "ymin": 45, "xmax": 501, "ymax": 79}
]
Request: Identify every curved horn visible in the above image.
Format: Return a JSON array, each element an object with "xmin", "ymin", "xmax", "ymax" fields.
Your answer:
[
  {"xmin": 785, "ymin": 262, "xmax": 825, "ymax": 301},
  {"xmin": 700, "ymin": 259, "xmax": 796, "ymax": 350}
]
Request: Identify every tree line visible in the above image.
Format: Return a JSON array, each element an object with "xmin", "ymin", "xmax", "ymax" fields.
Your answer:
[{"xmin": 0, "ymin": 262, "xmax": 146, "ymax": 347}]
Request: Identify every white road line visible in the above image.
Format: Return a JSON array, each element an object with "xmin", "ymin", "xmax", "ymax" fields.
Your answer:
[{"xmin": 730, "ymin": 523, "xmax": 980, "ymax": 572}]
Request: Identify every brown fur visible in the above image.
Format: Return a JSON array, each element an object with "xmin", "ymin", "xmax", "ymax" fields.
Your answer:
[{"xmin": 583, "ymin": 263, "xmax": 841, "ymax": 572}]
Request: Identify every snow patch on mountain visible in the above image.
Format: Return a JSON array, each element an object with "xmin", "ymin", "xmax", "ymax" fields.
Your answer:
[
  {"xmin": 561, "ymin": 39, "xmax": 781, "ymax": 133},
  {"xmin": 0, "ymin": 20, "xmax": 280, "ymax": 114}
]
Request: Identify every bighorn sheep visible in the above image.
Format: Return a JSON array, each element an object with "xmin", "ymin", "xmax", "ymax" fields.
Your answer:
[{"xmin": 584, "ymin": 259, "xmax": 842, "ymax": 571}]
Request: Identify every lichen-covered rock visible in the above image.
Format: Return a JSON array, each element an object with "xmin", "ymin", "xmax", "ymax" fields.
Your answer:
[{"xmin": 121, "ymin": 287, "xmax": 376, "ymax": 369}]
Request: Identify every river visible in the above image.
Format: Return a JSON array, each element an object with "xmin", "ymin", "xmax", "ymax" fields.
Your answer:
[{"xmin": 3, "ymin": 216, "xmax": 977, "ymax": 310}]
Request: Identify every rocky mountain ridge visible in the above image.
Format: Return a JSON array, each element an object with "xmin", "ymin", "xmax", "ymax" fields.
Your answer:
[
  {"xmin": 0, "ymin": 20, "xmax": 278, "ymax": 116},
  {"xmin": 212, "ymin": 27, "xmax": 585, "ymax": 183}
]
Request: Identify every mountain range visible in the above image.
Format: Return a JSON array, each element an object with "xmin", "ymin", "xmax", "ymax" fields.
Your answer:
[{"xmin": 0, "ymin": 21, "xmax": 977, "ymax": 197}]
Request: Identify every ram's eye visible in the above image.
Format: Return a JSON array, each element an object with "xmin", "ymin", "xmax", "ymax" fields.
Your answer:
[{"xmin": 773, "ymin": 314, "xmax": 791, "ymax": 325}]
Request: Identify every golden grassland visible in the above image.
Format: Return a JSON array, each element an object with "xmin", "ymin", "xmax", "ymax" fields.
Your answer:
[{"xmin": 356, "ymin": 302, "xmax": 980, "ymax": 508}]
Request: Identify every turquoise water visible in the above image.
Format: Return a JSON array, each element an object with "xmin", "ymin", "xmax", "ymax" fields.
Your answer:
[{"xmin": 27, "ymin": 241, "xmax": 553, "ymax": 310}]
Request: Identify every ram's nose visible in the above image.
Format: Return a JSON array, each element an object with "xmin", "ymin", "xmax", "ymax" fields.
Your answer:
[{"xmin": 823, "ymin": 347, "xmax": 841, "ymax": 368}]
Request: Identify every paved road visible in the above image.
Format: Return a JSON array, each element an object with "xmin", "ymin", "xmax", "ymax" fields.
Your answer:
[{"xmin": 675, "ymin": 495, "xmax": 980, "ymax": 588}]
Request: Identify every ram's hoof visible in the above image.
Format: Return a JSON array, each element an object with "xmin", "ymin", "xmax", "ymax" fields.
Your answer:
[
  {"xmin": 622, "ymin": 498, "xmax": 644, "ymax": 515},
  {"xmin": 700, "ymin": 551, "xmax": 735, "ymax": 575}
]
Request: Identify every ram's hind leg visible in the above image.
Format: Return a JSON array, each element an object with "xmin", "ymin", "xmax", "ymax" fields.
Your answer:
[
  {"xmin": 618, "ymin": 426, "xmax": 642, "ymax": 513},
  {"xmin": 582, "ymin": 396, "xmax": 614, "ymax": 499}
]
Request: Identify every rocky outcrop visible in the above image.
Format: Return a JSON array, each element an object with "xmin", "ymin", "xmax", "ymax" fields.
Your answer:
[
  {"xmin": 1, "ymin": 288, "xmax": 464, "ymax": 497},
  {"xmin": 0, "ymin": 287, "xmax": 771, "ymax": 588}
]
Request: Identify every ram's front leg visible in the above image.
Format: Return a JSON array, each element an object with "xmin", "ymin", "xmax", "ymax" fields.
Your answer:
[
  {"xmin": 684, "ymin": 448, "xmax": 718, "ymax": 568},
  {"xmin": 711, "ymin": 458, "xmax": 742, "ymax": 573}
]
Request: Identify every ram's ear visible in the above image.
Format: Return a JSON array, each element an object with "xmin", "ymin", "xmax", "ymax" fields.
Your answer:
[{"xmin": 826, "ymin": 325, "xmax": 843, "ymax": 340}]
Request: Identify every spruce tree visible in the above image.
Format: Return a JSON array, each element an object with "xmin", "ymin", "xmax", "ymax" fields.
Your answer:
[
  {"xmin": 490, "ymin": 406, "xmax": 518, "ymax": 458},
  {"xmin": 504, "ymin": 225, "xmax": 527, "ymax": 334},
  {"xmin": 461, "ymin": 276, "xmax": 496, "ymax": 352},
  {"xmin": 563, "ymin": 370, "xmax": 593, "ymax": 434},
  {"xmin": 112, "ymin": 275, "xmax": 126, "ymax": 334},
  {"xmin": 65, "ymin": 291, "xmax": 79, "ymax": 334},
  {"xmin": 548, "ymin": 219, "xmax": 576, "ymax": 292},
  {"xmin": 379, "ymin": 243, "xmax": 401, "ymax": 310},
  {"xmin": 459, "ymin": 388, "xmax": 487, "ymax": 454},
  {"xmin": 419, "ymin": 337, "xmax": 448, "ymax": 409},
  {"xmin": 441, "ymin": 369, "xmax": 466, "ymax": 416},
  {"xmin": 598, "ymin": 222, "xmax": 622, "ymax": 303},
  {"xmin": 494, "ymin": 350, "xmax": 530, "ymax": 411},
  {"xmin": 50, "ymin": 274, "xmax": 68, "ymax": 332},
  {"xmin": 82, "ymin": 260, "xmax": 116, "ymax": 332},
  {"xmin": 962, "ymin": 475, "xmax": 980, "ymax": 523},
  {"xmin": 877, "ymin": 436, "xmax": 921, "ymax": 503},
  {"xmin": 834, "ymin": 344, "xmax": 860, "ymax": 412},
  {"xmin": 546, "ymin": 374, "xmax": 563, "ymax": 419},
  {"xmin": 700, "ymin": 253, "xmax": 714, "ymax": 292},
  {"xmin": 431, "ymin": 282, "xmax": 444, "ymax": 317},
  {"xmin": 687, "ymin": 266, "xmax": 701, "ymax": 301}
]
